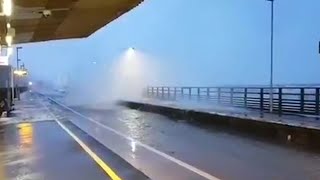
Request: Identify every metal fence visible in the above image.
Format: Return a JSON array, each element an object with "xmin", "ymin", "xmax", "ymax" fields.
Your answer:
[{"xmin": 146, "ymin": 86, "xmax": 320, "ymax": 116}]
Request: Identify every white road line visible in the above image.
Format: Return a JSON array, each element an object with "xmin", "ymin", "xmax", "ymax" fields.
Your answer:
[
  {"xmin": 47, "ymin": 97, "xmax": 220, "ymax": 180},
  {"xmin": 39, "ymin": 97, "xmax": 122, "ymax": 180}
]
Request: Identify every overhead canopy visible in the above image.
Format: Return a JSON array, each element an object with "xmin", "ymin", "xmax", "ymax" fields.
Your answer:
[{"xmin": 0, "ymin": 0, "xmax": 143, "ymax": 44}]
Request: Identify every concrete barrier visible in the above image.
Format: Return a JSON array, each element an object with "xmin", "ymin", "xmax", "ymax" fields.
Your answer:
[{"xmin": 120, "ymin": 101, "xmax": 320, "ymax": 149}]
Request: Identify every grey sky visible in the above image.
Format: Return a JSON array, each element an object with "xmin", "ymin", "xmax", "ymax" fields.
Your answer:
[{"xmin": 15, "ymin": 0, "xmax": 320, "ymax": 87}]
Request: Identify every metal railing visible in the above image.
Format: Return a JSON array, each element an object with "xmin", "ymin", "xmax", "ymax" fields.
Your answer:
[{"xmin": 146, "ymin": 86, "xmax": 320, "ymax": 116}]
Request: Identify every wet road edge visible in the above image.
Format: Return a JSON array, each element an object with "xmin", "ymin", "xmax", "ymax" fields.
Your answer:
[
  {"xmin": 42, "ymin": 98, "xmax": 150, "ymax": 180},
  {"xmin": 120, "ymin": 101, "xmax": 320, "ymax": 150}
]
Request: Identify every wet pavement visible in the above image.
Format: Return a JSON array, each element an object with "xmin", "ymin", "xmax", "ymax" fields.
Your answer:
[
  {"xmin": 0, "ymin": 93, "xmax": 148, "ymax": 180},
  {"xmin": 46, "ymin": 96, "xmax": 320, "ymax": 180},
  {"xmin": 0, "ymin": 122, "xmax": 110, "ymax": 180}
]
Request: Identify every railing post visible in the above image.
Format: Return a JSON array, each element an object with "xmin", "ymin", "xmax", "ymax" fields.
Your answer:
[
  {"xmin": 151, "ymin": 87, "xmax": 154, "ymax": 96},
  {"xmin": 146, "ymin": 86, "xmax": 149, "ymax": 97},
  {"xmin": 244, "ymin": 88, "xmax": 247, "ymax": 108},
  {"xmin": 278, "ymin": 88, "xmax": 282, "ymax": 115},
  {"xmin": 161, "ymin": 87, "xmax": 164, "ymax": 99},
  {"xmin": 230, "ymin": 88, "xmax": 234, "ymax": 105},
  {"xmin": 156, "ymin": 87, "xmax": 159, "ymax": 97},
  {"xmin": 300, "ymin": 88, "xmax": 304, "ymax": 113},
  {"xmin": 148, "ymin": 86, "xmax": 151, "ymax": 97},
  {"xmin": 124, "ymin": 86, "xmax": 320, "ymax": 117},
  {"xmin": 181, "ymin": 88, "xmax": 184, "ymax": 98},
  {"xmin": 316, "ymin": 88, "xmax": 319, "ymax": 115},
  {"xmin": 260, "ymin": 88, "xmax": 264, "ymax": 112},
  {"xmin": 217, "ymin": 88, "xmax": 221, "ymax": 104}
]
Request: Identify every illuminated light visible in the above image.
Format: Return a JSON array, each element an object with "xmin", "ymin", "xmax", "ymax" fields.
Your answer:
[
  {"xmin": 6, "ymin": 23, "xmax": 10, "ymax": 28},
  {"xmin": 3, "ymin": 0, "xmax": 12, "ymax": 16},
  {"xmin": 28, "ymin": 81, "xmax": 33, "ymax": 86},
  {"xmin": 130, "ymin": 140, "xmax": 136, "ymax": 153},
  {"xmin": 92, "ymin": 61, "xmax": 97, "ymax": 65},
  {"xmin": 126, "ymin": 47, "xmax": 135, "ymax": 58},
  {"xmin": 17, "ymin": 123, "xmax": 33, "ymax": 153},
  {"xmin": 14, "ymin": 69, "xmax": 28, "ymax": 76},
  {"xmin": 7, "ymin": 47, "xmax": 12, "ymax": 56},
  {"xmin": 5, "ymin": 35, "xmax": 12, "ymax": 46}
]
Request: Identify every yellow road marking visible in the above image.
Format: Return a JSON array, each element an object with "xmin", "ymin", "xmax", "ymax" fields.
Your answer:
[
  {"xmin": 49, "ymin": 97, "xmax": 220, "ymax": 180},
  {"xmin": 40, "ymin": 98, "xmax": 122, "ymax": 180},
  {"xmin": 44, "ymin": 95, "xmax": 220, "ymax": 180},
  {"xmin": 55, "ymin": 120, "xmax": 122, "ymax": 180}
]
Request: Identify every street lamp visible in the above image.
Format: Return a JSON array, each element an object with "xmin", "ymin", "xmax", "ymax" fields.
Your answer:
[
  {"xmin": 127, "ymin": 47, "xmax": 135, "ymax": 58},
  {"xmin": 14, "ymin": 46, "xmax": 24, "ymax": 101},
  {"xmin": 16, "ymin": 46, "xmax": 22, "ymax": 69},
  {"xmin": 267, "ymin": 0, "xmax": 274, "ymax": 113}
]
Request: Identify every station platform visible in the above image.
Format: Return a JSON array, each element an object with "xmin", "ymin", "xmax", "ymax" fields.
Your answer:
[{"xmin": 0, "ymin": 93, "xmax": 148, "ymax": 180}]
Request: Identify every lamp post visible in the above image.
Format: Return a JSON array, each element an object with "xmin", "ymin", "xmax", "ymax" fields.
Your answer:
[
  {"xmin": 15, "ymin": 46, "xmax": 23, "ymax": 100},
  {"xmin": 16, "ymin": 46, "xmax": 22, "ymax": 69},
  {"xmin": 267, "ymin": 0, "xmax": 274, "ymax": 113}
]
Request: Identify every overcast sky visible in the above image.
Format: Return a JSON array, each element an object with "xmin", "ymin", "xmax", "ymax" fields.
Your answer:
[{"xmin": 15, "ymin": 0, "xmax": 320, "ymax": 87}]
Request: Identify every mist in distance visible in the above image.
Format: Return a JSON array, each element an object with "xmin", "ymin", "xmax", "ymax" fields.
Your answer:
[
  {"xmin": 17, "ymin": 0, "xmax": 320, "ymax": 106},
  {"xmin": 65, "ymin": 48, "xmax": 163, "ymax": 106}
]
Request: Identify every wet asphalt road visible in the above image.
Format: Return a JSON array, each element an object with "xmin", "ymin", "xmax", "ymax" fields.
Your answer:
[
  {"xmin": 0, "ymin": 121, "xmax": 109, "ymax": 180},
  {"xmin": 0, "ymin": 93, "xmax": 149, "ymax": 180},
  {"xmin": 51, "ymin": 103, "xmax": 320, "ymax": 180}
]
